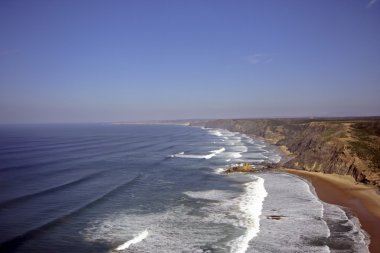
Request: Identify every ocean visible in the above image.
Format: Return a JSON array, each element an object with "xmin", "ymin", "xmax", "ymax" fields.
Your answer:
[{"xmin": 0, "ymin": 124, "xmax": 369, "ymax": 253}]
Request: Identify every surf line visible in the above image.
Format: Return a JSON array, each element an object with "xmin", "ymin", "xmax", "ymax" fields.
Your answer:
[{"xmin": 115, "ymin": 230, "xmax": 149, "ymax": 251}]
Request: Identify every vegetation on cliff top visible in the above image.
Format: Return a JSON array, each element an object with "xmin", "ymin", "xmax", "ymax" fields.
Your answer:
[{"xmin": 348, "ymin": 122, "xmax": 380, "ymax": 171}]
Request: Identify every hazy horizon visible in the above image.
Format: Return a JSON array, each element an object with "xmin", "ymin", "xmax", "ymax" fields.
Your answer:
[{"xmin": 1, "ymin": 1, "xmax": 379, "ymax": 124}]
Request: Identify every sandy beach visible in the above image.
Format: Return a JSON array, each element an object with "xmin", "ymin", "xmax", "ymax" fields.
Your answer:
[{"xmin": 284, "ymin": 168, "xmax": 380, "ymax": 253}]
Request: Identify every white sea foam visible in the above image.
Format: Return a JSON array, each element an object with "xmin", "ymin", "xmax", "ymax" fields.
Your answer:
[
  {"xmin": 171, "ymin": 147, "xmax": 225, "ymax": 160},
  {"xmin": 249, "ymin": 173, "xmax": 331, "ymax": 252},
  {"xmin": 230, "ymin": 152, "xmax": 242, "ymax": 158},
  {"xmin": 84, "ymin": 176, "xmax": 268, "ymax": 252},
  {"xmin": 246, "ymin": 138, "xmax": 255, "ymax": 144},
  {"xmin": 115, "ymin": 230, "xmax": 149, "ymax": 251},
  {"xmin": 186, "ymin": 176, "xmax": 269, "ymax": 253},
  {"xmin": 83, "ymin": 204, "xmax": 231, "ymax": 252},
  {"xmin": 220, "ymin": 130, "xmax": 236, "ymax": 137},
  {"xmin": 229, "ymin": 176, "xmax": 267, "ymax": 253},
  {"xmin": 169, "ymin": 151, "xmax": 184, "ymax": 158},
  {"xmin": 183, "ymin": 175, "xmax": 268, "ymax": 253},
  {"xmin": 209, "ymin": 130, "xmax": 223, "ymax": 136},
  {"xmin": 322, "ymin": 202, "xmax": 369, "ymax": 252},
  {"xmin": 269, "ymin": 154, "xmax": 281, "ymax": 163},
  {"xmin": 211, "ymin": 147, "xmax": 225, "ymax": 154},
  {"xmin": 213, "ymin": 168, "xmax": 226, "ymax": 174},
  {"xmin": 256, "ymin": 143, "xmax": 266, "ymax": 148},
  {"xmin": 251, "ymin": 159, "xmax": 265, "ymax": 163},
  {"xmin": 184, "ymin": 189, "xmax": 236, "ymax": 201},
  {"xmin": 230, "ymin": 136, "xmax": 242, "ymax": 142},
  {"xmin": 246, "ymin": 153, "xmax": 268, "ymax": 159},
  {"xmin": 174, "ymin": 152, "xmax": 215, "ymax": 159},
  {"xmin": 219, "ymin": 152, "xmax": 241, "ymax": 159},
  {"xmin": 230, "ymin": 145, "xmax": 248, "ymax": 153}
]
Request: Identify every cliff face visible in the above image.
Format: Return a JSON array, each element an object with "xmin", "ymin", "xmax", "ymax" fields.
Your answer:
[{"xmin": 199, "ymin": 118, "xmax": 380, "ymax": 189}]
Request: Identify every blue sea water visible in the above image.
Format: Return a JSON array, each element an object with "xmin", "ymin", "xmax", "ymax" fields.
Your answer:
[{"xmin": 0, "ymin": 124, "xmax": 369, "ymax": 252}]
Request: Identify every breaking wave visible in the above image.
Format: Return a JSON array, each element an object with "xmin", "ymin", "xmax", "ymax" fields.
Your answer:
[
  {"xmin": 228, "ymin": 176, "xmax": 267, "ymax": 253},
  {"xmin": 115, "ymin": 230, "xmax": 149, "ymax": 251},
  {"xmin": 170, "ymin": 147, "xmax": 225, "ymax": 160}
]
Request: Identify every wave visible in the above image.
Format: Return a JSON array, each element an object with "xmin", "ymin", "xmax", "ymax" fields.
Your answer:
[
  {"xmin": 227, "ymin": 137, "xmax": 242, "ymax": 144},
  {"xmin": 208, "ymin": 130, "xmax": 223, "ymax": 137},
  {"xmin": 183, "ymin": 176, "xmax": 268, "ymax": 253},
  {"xmin": 83, "ymin": 204, "xmax": 229, "ymax": 252},
  {"xmin": 230, "ymin": 145, "xmax": 248, "ymax": 153},
  {"xmin": 269, "ymin": 154, "xmax": 281, "ymax": 163},
  {"xmin": 170, "ymin": 147, "xmax": 225, "ymax": 160},
  {"xmin": 323, "ymin": 203, "xmax": 369, "ymax": 252},
  {"xmin": 0, "ymin": 137, "xmax": 113, "ymax": 155},
  {"xmin": 115, "ymin": 230, "xmax": 149, "ymax": 251},
  {"xmin": 248, "ymin": 173, "xmax": 331, "ymax": 252},
  {"xmin": 241, "ymin": 134, "xmax": 250, "ymax": 139},
  {"xmin": 255, "ymin": 143, "xmax": 266, "ymax": 149},
  {"xmin": 156, "ymin": 144, "xmax": 176, "ymax": 152},
  {"xmin": 0, "ymin": 140, "xmax": 163, "ymax": 174},
  {"xmin": 249, "ymin": 159, "xmax": 265, "ymax": 163},
  {"xmin": 0, "ymin": 138, "xmax": 147, "ymax": 163},
  {"xmin": 228, "ymin": 176, "xmax": 268, "ymax": 253},
  {"xmin": 213, "ymin": 168, "xmax": 226, "ymax": 174},
  {"xmin": 245, "ymin": 152, "xmax": 268, "ymax": 159},
  {"xmin": 0, "ymin": 169, "xmax": 111, "ymax": 208},
  {"xmin": 174, "ymin": 152, "xmax": 215, "ymax": 159},
  {"xmin": 210, "ymin": 147, "xmax": 225, "ymax": 154},
  {"xmin": 0, "ymin": 174, "xmax": 142, "ymax": 251},
  {"xmin": 0, "ymin": 147, "xmax": 134, "ymax": 174},
  {"xmin": 184, "ymin": 189, "xmax": 236, "ymax": 200},
  {"xmin": 229, "ymin": 152, "xmax": 242, "ymax": 159}
]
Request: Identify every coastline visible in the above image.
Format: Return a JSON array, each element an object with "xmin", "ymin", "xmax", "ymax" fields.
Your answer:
[
  {"xmin": 192, "ymin": 123, "xmax": 380, "ymax": 252},
  {"xmin": 284, "ymin": 168, "xmax": 380, "ymax": 253},
  {"xmin": 229, "ymin": 128, "xmax": 380, "ymax": 252},
  {"xmin": 199, "ymin": 118, "xmax": 380, "ymax": 190},
  {"xmin": 242, "ymin": 128, "xmax": 380, "ymax": 252}
]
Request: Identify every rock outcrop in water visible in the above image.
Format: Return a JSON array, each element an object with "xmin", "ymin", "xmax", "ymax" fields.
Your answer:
[
  {"xmin": 225, "ymin": 163, "xmax": 255, "ymax": 173},
  {"xmin": 192, "ymin": 118, "xmax": 380, "ymax": 189}
]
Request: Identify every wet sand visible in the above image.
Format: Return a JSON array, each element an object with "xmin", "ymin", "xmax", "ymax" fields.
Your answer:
[{"xmin": 284, "ymin": 168, "xmax": 380, "ymax": 253}]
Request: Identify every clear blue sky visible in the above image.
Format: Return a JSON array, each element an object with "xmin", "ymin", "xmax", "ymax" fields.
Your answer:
[{"xmin": 0, "ymin": 0, "xmax": 379, "ymax": 123}]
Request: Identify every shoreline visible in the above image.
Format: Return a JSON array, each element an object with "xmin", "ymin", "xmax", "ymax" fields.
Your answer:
[
  {"xmin": 196, "ymin": 124, "xmax": 380, "ymax": 252},
  {"xmin": 284, "ymin": 168, "xmax": 380, "ymax": 253}
]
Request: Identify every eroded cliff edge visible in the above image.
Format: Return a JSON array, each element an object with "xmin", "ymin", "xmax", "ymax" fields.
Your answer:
[{"xmin": 192, "ymin": 118, "xmax": 380, "ymax": 189}]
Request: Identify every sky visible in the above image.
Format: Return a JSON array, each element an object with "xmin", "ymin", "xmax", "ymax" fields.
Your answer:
[{"xmin": 0, "ymin": 0, "xmax": 379, "ymax": 123}]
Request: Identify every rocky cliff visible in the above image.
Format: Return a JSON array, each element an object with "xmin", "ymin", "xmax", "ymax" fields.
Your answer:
[{"xmin": 195, "ymin": 118, "xmax": 380, "ymax": 189}]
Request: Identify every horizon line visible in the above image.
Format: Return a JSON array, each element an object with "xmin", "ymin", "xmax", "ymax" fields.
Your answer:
[{"xmin": 1, "ymin": 115, "xmax": 380, "ymax": 125}]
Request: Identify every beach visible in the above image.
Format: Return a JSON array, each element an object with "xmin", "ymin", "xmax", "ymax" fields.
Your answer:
[{"xmin": 284, "ymin": 168, "xmax": 380, "ymax": 253}]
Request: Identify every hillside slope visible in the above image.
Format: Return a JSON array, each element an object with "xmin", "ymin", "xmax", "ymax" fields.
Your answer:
[{"xmin": 196, "ymin": 118, "xmax": 380, "ymax": 189}]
